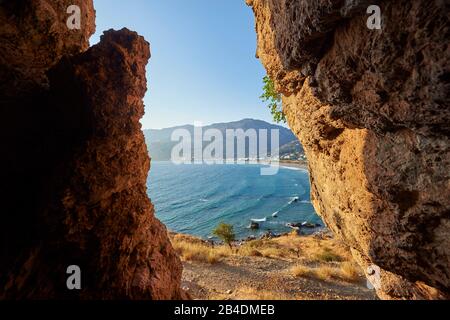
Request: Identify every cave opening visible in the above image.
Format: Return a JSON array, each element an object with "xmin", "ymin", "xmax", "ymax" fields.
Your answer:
[
  {"xmin": 89, "ymin": 0, "xmax": 320, "ymax": 242},
  {"xmin": 2, "ymin": 0, "xmax": 447, "ymax": 301}
]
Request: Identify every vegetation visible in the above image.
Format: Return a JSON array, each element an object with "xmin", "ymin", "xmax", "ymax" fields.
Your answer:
[
  {"xmin": 172, "ymin": 231, "xmax": 362, "ymax": 282},
  {"xmin": 314, "ymin": 247, "xmax": 343, "ymax": 262},
  {"xmin": 171, "ymin": 233, "xmax": 228, "ymax": 264},
  {"xmin": 212, "ymin": 222, "xmax": 236, "ymax": 250},
  {"xmin": 290, "ymin": 263, "xmax": 361, "ymax": 283},
  {"xmin": 260, "ymin": 75, "xmax": 286, "ymax": 123},
  {"xmin": 339, "ymin": 262, "xmax": 361, "ymax": 282},
  {"xmin": 169, "ymin": 231, "xmax": 368, "ymax": 299},
  {"xmin": 291, "ymin": 264, "xmax": 312, "ymax": 277}
]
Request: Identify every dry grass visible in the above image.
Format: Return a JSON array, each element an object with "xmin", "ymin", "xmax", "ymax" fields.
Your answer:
[
  {"xmin": 314, "ymin": 266, "xmax": 337, "ymax": 280},
  {"xmin": 314, "ymin": 247, "xmax": 343, "ymax": 262},
  {"xmin": 240, "ymin": 238, "xmax": 296, "ymax": 259},
  {"xmin": 339, "ymin": 262, "xmax": 361, "ymax": 282},
  {"xmin": 291, "ymin": 263, "xmax": 362, "ymax": 283},
  {"xmin": 267, "ymin": 231, "xmax": 351, "ymax": 263},
  {"xmin": 291, "ymin": 264, "xmax": 313, "ymax": 277},
  {"xmin": 290, "ymin": 264, "xmax": 337, "ymax": 281},
  {"xmin": 290, "ymin": 264, "xmax": 336, "ymax": 280},
  {"xmin": 171, "ymin": 233, "xmax": 230, "ymax": 264},
  {"xmin": 170, "ymin": 231, "xmax": 364, "ymax": 284},
  {"xmin": 237, "ymin": 246, "xmax": 263, "ymax": 257}
]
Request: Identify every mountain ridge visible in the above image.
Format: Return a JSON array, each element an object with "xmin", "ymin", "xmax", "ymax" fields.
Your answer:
[{"xmin": 143, "ymin": 119, "xmax": 303, "ymax": 160}]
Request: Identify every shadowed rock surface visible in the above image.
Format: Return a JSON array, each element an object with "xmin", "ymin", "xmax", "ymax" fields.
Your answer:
[
  {"xmin": 247, "ymin": 0, "xmax": 449, "ymax": 299},
  {"xmin": 0, "ymin": 0, "xmax": 184, "ymax": 299}
]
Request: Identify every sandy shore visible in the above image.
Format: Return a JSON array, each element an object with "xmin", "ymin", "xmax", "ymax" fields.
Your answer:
[
  {"xmin": 278, "ymin": 160, "xmax": 309, "ymax": 170},
  {"xmin": 254, "ymin": 160, "xmax": 309, "ymax": 170}
]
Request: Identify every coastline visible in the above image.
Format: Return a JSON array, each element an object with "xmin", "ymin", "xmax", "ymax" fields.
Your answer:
[
  {"xmin": 152, "ymin": 160, "xmax": 314, "ymax": 240},
  {"xmin": 169, "ymin": 222, "xmax": 326, "ymax": 244},
  {"xmin": 151, "ymin": 159, "xmax": 309, "ymax": 171},
  {"xmin": 277, "ymin": 160, "xmax": 309, "ymax": 171}
]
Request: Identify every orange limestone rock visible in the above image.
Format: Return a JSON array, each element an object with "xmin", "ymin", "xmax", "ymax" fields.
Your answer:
[
  {"xmin": 0, "ymin": 1, "xmax": 184, "ymax": 299},
  {"xmin": 247, "ymin": 0, "xmax": 449, "ymax": 299}
]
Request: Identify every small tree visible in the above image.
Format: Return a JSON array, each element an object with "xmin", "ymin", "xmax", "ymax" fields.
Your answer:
[
  {"xmin": 212, "ymin": 222, "xmax": 235, "ymax": 250},
  {"xmin": 260, "ymin": 75, "xmax": 286, "ymax": 123}
]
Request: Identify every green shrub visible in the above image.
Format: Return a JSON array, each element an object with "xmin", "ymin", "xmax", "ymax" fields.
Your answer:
[
  {"xmin": 212, "ymin": 223, "xmax": 236, "ymax": 249},
  {"xmin": 260, "ymin": 75, "xmax": 286, "ymax": 123}
]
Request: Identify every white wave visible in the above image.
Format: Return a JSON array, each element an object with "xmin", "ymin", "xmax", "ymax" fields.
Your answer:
[
  {"xmin": 288, "ymin": 196, "xmax": 300, "ymax": 204},
  {"xmin": 281, "ymin": 166, "xmax": 302, "ymax": 171},
  {"xmin": 286, "ymin": 224, "xmax": 300, "ymax": 230},
  {"xmin": 266, "ymin": 220, "xmax": 283, "ymax": 225},
  {"xmin": 199, "ymin": 198, "xmax": 209, "ymax": 202},
  {"xmin": 250, "ymin": 217, "xmax": 267, "ymax": 222},
  {"xmin": 272, "ymin": 211, "xmax": 279, "ymax": 217},
  {"xmin": 280, "ymin": 166, "xmax": 308, "ymax": 172}
]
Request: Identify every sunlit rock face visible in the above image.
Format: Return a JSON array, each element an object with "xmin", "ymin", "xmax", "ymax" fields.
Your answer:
[
  {"xmin": 0, "ymin": 0, "xmax": 184, "ymax": 299},
  {"xmin": 247, "ymin": 0, "xmax": 449, "ymax": 299}
]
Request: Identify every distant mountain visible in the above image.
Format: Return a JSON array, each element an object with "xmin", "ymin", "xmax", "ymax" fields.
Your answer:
[
  {"xmin": 143, "ymin": 119, "xmax": 304, "ymax": 161},
  {"xmin": 273, "ymin": 140, "xmax": 304, "ymax": 160}
]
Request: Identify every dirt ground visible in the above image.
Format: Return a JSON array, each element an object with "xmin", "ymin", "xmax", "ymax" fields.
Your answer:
[{"xmin": 175, "ymin": 233, "xmax": 378, "ymax": 300}]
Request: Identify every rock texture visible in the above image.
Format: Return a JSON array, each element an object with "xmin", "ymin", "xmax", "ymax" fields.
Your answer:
[
  {"xmin": 0, "ymin": 0, "xmax": 95, "ymax": 98},
  {"xmin": 247, "ymin": 0, "xmax": 449, "ymax": 299},
  {"xmin": 0, "ymin": 0, "xmax": 184, "ymax": 299}
]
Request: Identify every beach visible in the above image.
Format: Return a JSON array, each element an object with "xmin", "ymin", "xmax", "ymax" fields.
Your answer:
[{"xmin": 278, "ymin": 160, "xmax": 309, "ymax": 171}]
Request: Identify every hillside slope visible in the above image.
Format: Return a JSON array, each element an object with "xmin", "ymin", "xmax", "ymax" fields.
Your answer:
[{"xmin": 144, "ymin": 119, "xmax": 302, "ymax": 160}]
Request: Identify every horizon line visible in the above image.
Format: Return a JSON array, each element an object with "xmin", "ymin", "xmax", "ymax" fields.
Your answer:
[{"xmin": 142, "ymin": 118, "xmax": 289, "ymax": 130}]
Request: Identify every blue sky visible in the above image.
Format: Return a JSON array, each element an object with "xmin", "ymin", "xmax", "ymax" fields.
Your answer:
[{"xmin": 91, "ymin": 0, "xmax": 276, "ymax": 129}]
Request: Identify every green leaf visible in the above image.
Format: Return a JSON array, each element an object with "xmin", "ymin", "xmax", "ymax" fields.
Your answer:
[
  {"xmin": 212, "ymin": 222, "xmax": 236, "ymax": 246},
  {"xmin": 260, "ymin": 75, "xmax": 285, "ymax": 123}
]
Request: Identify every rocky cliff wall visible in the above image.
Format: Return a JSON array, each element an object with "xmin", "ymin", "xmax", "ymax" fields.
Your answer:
[
  {"xmin": 0, "ymin": 0, "xmax": 184, "ymax": 299},
  {"xmin": 247, "ymin": 0, "xmax": 449, "ymax": 299}
]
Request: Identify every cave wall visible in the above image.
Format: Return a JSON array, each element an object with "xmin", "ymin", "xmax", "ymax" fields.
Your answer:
[
  {"xmin": 247, "ymin": 0, "xmax": 449, "ymax": 299},
  {"xmin": 0, "ymin": 0, "xmax": 184, "ymax": 299}
]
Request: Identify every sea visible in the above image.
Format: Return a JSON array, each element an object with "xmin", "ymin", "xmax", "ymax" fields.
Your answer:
[{"xmin": 147, "ymin": 161, "xmax": 322, "ymax": 240}]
